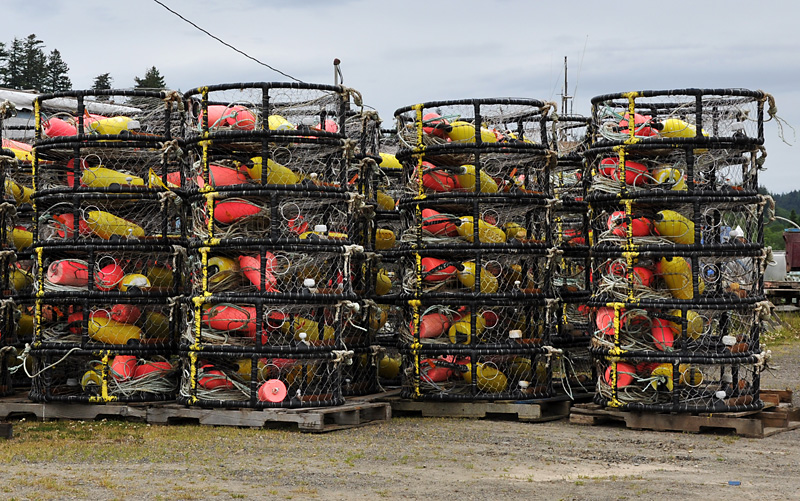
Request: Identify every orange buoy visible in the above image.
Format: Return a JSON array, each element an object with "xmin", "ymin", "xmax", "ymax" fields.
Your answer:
[
  {"xmin": 633, "ymin": 266, "xmax": 655, "ymax": 287},
  {"xmin": 420, "ymin": 257, "xmax": 459, "ymax": 282},
  {"xmin": 208, "ymin": 164, "xmax": 249, "ymax": 187},
  {"xmin": 420, "ymin": 359, "xmax": 453, "ymax": 382},
  {"xmin": 651, "ymin": 318, "xmax": 676, "ymax": 351},
  {"xmin": 110, "ymin": 355, "xmax": 137, "ymax": 381},
  {"xmin": 422, "ymin": 112, "xmax": 450, "ymax": 138},
  {"xmin": 110, "ymin": 304, "xmax": 142, "ymax": 324},
  {"xmin": 213, "ymin": 200, "xmax": 262, "ymax": 224},
  {"xmin": 312, "ymin": 119, "xmax": 339, "ymax": 133},
  {"xmin": 607, "ymin": 211, "xmax": 653, "ymax": 237},
  {"xmin": 47, "ymin": 259, "xmax": 89, "ymax": 287},
  {"xmin": 414, "ymin": 312, "xmax": 452, "ymax": 339},
  {"xmin": 53, "ymin": 213, "xmax": 91, "ymax": 238},
  {"xmin": 67, "ymin": 310, "xmax": 89, "ymax": 335},
  {"xmin": 618, "ymin": 113, "xmax": 658, "ymax": 137},
  {"xmin": 595, "ymin": 307, "xmax": 618, "ymax": 336},
  {"xmin": 96, "ymin": 262, "xmax": 125, "ymax": 291},
  {"xmin": 203, "ymin": 105, "xmax": 256, "ymax": 130},
  {"xmin": 202, "ymin": 304, "xmax": 258, "ymax": 336},
  {"xmin": 598, "ymin": 157, "xmax": 648, "ymax": 185},
  {"xmin": 198, "ymin": 365, "xmax": 235, "ymax": 389},
  {"xmin": 238, "ymin": 253, "xmax": 279, "ymax": 292},
  {"xmin": 257, "ymin": 379, "xmax": 288, "ymax": 402},
  {"xmin": 604, "ymin": 362, "xmax": 636, "ymax": 387},
  {"xmin": 421, "ymin": 208, "xmax": 460, "ymax": 237},
  {"xmin": 420, "ymin": 161, "xmax": 459, "ymax": 192},
  {"xmin": 43, "ymin": 117, "xmax": 77, "ymax": 137},
  {"xmin": 133, "ymin": 361, "xmax": 172, "ymax": 379}
]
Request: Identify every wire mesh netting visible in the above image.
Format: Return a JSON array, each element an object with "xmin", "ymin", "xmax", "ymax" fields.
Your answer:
[
  {"xmin": 178, "ymin": 350, "xmax": 346, "ymax": 408},
  {"xmin": 401, "ymin": 346, "xmax": 551, "ymax": 401},
  {"xmin": 594, "ymin": 356, "xmax": 763, "ymax": 412},
  {"xmin": 29, "ymin": 349, "xmax": 179, "ymax": 403}
]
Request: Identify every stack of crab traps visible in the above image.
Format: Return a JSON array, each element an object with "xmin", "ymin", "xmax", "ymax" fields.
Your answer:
[
  {"xmin": 178, "ymin": 82, "xmax": 379, "ymax": 408},
  {"xmin": 390, "ymin": 98, "xmax": 566, "ymax": 401},
  {"xmin": 586, "ymin": 88, "xmax": 773, "ymax": 412},
  {"xmin": 28, "ymin": 89, "xmax": 187, "ymax": 403}
]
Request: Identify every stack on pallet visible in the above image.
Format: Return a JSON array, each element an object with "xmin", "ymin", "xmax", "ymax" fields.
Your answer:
[
  {"xmin": 548, "ymin": 114, "xmax": 595, "ymax": 397},
  {"xmin": 28, "ymin": 89, "xmax": 186, "ymax": 403},
  {"xmin": 585, "ymin": 88, "xmax": 772, "ymax": 413},
  {"xmin": 391, "ymin": 98, "xmax": 559, "ymax": 403},
  {"xmin": 178, "ymin": 83, "xmax": 376, "ymax": 408}
]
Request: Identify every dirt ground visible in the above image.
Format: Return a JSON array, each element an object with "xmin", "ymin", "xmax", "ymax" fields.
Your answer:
[{"xmin": 1, "ymin": 345, "xmax": 798, "ymax": 501}]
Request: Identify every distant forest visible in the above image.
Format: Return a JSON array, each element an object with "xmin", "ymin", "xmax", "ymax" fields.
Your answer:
[{"xmin": 765, "ymin": 188, "xmax": 800, "ymax": 250}]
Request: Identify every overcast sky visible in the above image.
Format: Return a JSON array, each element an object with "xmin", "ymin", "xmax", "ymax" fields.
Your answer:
[{"xmin": 6, "ymin": 0, "xmax": 799, "ymax": 193}]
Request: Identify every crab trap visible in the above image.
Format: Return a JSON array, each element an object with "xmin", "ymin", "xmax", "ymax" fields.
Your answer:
[
  {"xmin": 594, "ymin": 354, "xmax": 764, "ymax": 412},
  {"xmin": 181, "ymin": 82, "xmax": 374, "ymax": 195},
  {"xmin": 401, "ymin": 346, "xmax": 553, "ymax": 401},
  {"xmin": 588, "ymin": 88, "xmax": 770, "ymax": 198},
  {"xmin": 187, "ymin": 189, "xmax": 367, "ymax": 246},
  {"xmin": 341, "ymin": 346, "xmax": 380, "ymax": 396},
  {"xmin": 183, "ymin": 296, "xmax": 367, "ymax": 354},
  {"xmin": 178, "ymin": 349, "xmax": 348, "ymax": 408},
  {"xmin": 190, "ymin": 244, "xmax": 362, "ymax": 299},
  {"xmin": 28, "ymin": 348, "xmax": 179, "ymax": 403},
  {"xmin": 401, "ymin": 300, "xmax": 548, "ymax": 349}
]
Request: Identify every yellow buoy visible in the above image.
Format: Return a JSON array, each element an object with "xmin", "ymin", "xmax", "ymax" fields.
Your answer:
[
  {"xmin": 446, "ymin": 121, "xmax": 499, "ymax": 143},
  {"xmin": 457, "ymin": 216, "xmax": 506, "ymax": 244},
  {"xmin": 652, "ymin": 167, "xmax": 687, "ymax": 191},
  {"xmin": 375, "ymin": 269, "xmax": 393, "ymax": 296},
  {"xmin": 81, "ymin": 370, "xmax": 103, "ymax": 391},
  {"xmin": 448, "ymin": 313, "xmax": 487, "ymax": 344},
  {"xmin": 18, "ymin": 311, "xmax": 34, "ymax": 337},
  {"xmin": 376, "ymin": 190, "xmax": 395, "ymax": 211},
  {"xmin": 208, "ymin": 256, "xmax": 241, "ymax": 286},
  {"xmin": 146, "ymin": 266, "xmax": 174, "ymax": 288},
  {"xmin": 268, "ymin": 115, "xmax": 295, "ymax": 131},
  {"xmin": 650, "ymin": 363, "xmax": 675, "ymax": 391},
  {"xmin": 462, "ymin": 363, "xmax": 507, "ymax": 393},
  {"xmin": 455, "ymin": 164, "xmax": 498, "ymax": 193},
  {"xmin": 142, "ymin": 311, "xmax": 171, "ymax": 340},
  {"xmin": 504, "ymin": 222, "xmax": 527, "ymax": 241},
  {"xmin": 89, "ymin": 116, "xmax": 140, "ymax": 135},
  {"xmin": 668, "ymin": 309, "xmax": 704, "ymax": 339},
  {"xmin": 659, "ymin": 118, "xmax": 708, "ymax": 139},
  {"xmin": 10, "ymin": 268, "xmax": 33, "ymax": 292},
  {"xmin": 457, "ymin": 262, "xmax": 499, "ymax": 293},
  {"xmin": 81, "ymin": 166, "xmax": 145, "ymax": 189},
  {"xmin": 280, "ymin": 316, "xmax": 334, "ymax": 343},
  {"xmin": 378, "ymin": 152, "xmax": 403, "ymax": 170},
  {"xmin": 654, "ymin": 210, "xmax": 694, "ymax": 244},
  {"xmin": 11, "ymin": 227, "xmax": 32, "ymax": 250},
  {"xmin": 119, "ymin": 274, "xmax": 151, "ymax": 292},
  {"xmin": 85, "ymin": 210, "xmax": 145, "ymax": 240},
  {"xmin": 88, "ymin": 315, "xmax": 142, "ymax": 344},
  {"xmin": 374, "ymin": 228, "xmax": 396, "ymax": 250},
  {"xmin": 5, "ymin": 179, "xmax": 33, "ymax": 205},
  {"xmin": 378, "ymin": 355, "xmax": 401, "ymax": 379},
  {"xmin": 659, "ymin": 256, "xmax": 704, "ymax": 299},
  {"xmin": 244, "ymin": 156, "xmax": 299, "ymax": 185}
]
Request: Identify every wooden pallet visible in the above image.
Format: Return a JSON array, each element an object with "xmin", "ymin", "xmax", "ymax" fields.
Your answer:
[
  {"xmin": 569, "ymin": 390, "xmax": 800, "ymax": 438},
  {"xmin": 389, "ymin": 395, "xmax": 580, "ymax": 423},
  {"xmin": 0, "ymin": 393, "xmax": 392, "ymax": 433}
]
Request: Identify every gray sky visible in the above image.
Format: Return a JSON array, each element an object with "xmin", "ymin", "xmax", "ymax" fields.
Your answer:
[{"xmin": 6, "ymin": 0, "xmax": 799, "ymax": 192}]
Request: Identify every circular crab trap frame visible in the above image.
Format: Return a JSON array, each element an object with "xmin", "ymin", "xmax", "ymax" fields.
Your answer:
[
  {"xmin": 391, "ymin": 98, "xmax": 560, "ymax": 401},
  {"xmin": 28, "ymin": 348, "xmax": 179, "ymax": 403},
  {"xmin": 585, "ymin": 88, "xmax": 774, "ymax": 412},
  {"xmin": 26, "ymin": 89, "xmax": 187, "ymax": 404},
  {"xmin": 178, "ymin": 82, "xmax": 374, "ymax": 407},
  {"xmin": 178, "ymin": 349, "xmax": 347, "ymax": 408}
]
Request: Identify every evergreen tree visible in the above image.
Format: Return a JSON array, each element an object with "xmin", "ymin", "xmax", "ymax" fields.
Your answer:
[
  {"xmin": 44, "ymin": 49, "xmax": 71, "ymax": 92},
  {"xmin": 133, "ymin": 66, "xmax": 166, "ymax": 89},
  {"xmin": 92, "ymin": 73, "xmax": 113, "ymax": 101},
  {"xmin": 21, "ymin": 34, "xmax": 47, "ymax": 90},
  {"xmin": 4, "ymin": 38, "xmax": 25, "ymax": 89},
  {"xmin": 0, "ymin": 42, "xmax": 7, "ymax": 86}
]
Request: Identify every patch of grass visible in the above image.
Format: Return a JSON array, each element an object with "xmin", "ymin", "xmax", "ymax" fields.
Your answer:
[{"xmin": 763, "ymin": 312, "xmax": 800, "ymax": 345}]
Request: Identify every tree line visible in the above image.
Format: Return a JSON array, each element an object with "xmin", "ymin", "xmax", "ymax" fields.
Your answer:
[{"xmin": 0, "ymin": 34, "xmax": 167, "ymax": 93}]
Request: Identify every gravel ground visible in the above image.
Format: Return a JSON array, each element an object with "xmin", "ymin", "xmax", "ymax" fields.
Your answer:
[{"xmin": 1, "ymin": 346, "xmax": 798, "ymax": 501}]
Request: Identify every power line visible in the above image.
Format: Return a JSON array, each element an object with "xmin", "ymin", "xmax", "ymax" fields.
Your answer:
[{"xmin": 152, "ymin": 0, "xmax": 303, "ymax": 83}]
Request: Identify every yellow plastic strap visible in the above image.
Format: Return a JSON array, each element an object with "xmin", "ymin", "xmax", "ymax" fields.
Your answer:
[{"xmin": 413, "ymin": 104, "xmax": 427, "ymax": 200}]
